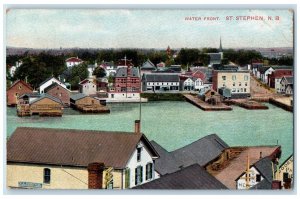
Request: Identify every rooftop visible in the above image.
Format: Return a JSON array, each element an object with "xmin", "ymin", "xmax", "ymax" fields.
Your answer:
[
  {"xmin": 214, "ymin": 146, "xmax": 280, "ymax": 189},
  {"xmin": 7, "ymin": 127, "xmax": 158, "ymax": 169},
  {"xmin": 133, "ymin": 164, "xmax": 228, "ymax": 190}
]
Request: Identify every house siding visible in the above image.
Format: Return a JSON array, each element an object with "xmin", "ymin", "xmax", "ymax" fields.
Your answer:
[
  {"xmin": 7, "ymin": 81, "xmax": 33, "ymax": 106},
  {"xmin": 46, "ymin": 85, "xmax": 70, "ymax": 106}
]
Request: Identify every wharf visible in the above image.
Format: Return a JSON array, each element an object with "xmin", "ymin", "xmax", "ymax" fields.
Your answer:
[
  {"xmin": 105, "ymin": 97, "xmax": 148, "ymax": 103},
  {"xmin": 183, "ymin": 94, "xmax": 232, "ymax": 111},
  {"xmin": 269, "ymin": 97, "xmax": 293, "ymax": 112},
  {"xmin": 228, "ymin": 99, "xmax": 268, "ymax": 110},
  {"xmin": 73, "ymin": 104, "xmax": 110, "ymax": 113}
]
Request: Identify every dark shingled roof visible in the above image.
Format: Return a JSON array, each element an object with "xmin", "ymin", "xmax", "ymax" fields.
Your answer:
[
  {"xmin": 143, "ymin": 73, "xmax": 179, "ymax": 83},
  {"xmin": 115, "ymin": 67, "xmax": 139, "ymax": 78},
  {"xmin": 151, "ymin": 134, "xmax": 229, "ymax": 175},
  {"xmin": 285, "ymin": 76, "xmax": 293, "ymax": 84},
  {"xmin": 29, "ymin": 93, "xmax": 63, "ymax": 105},
  {"xmin": 133, "ymin": 164, "xmax": 228, "ymax": 189},
  {"xmin": 249, "ymin": 157, "xmax": 275, "ymax": 189},
  {"xmin": 7, "ymin": 127, "xmax": 159, "ymax": 169},
  {"xmin": 141, "ymin": 60, "xmax": 156, "ymax": 69},
  {"xmin": 258, "ymin": 66, "xmax": 272, "ymax": 74}
]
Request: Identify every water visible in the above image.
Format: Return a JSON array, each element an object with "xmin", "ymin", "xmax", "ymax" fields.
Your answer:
[{"xmin": 6, "ymin": 101, "xmax": 293, "ymax": 163}]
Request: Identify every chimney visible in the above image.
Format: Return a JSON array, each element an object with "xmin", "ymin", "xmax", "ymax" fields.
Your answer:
[
  {"xmin": 259, "ymin": 152, "xmax": 262, "ymax": 159},
  {"xmin": 88, "ymin": 162, "xmax": 105, "ymax": 189},
  {"xmin": 272, "ymin": 180, "xmax": 282, "ymax": 190},
  {"xmin": 134, "ymin": 120, "xmax": 141, "ymax": 134}
]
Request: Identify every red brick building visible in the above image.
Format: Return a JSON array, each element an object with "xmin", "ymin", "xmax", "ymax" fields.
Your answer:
[
  {"xmin": 44, "ymin": 83, "xmax": 70, "ymax": 107},
  {"xmin": 7, "ymin": 80, "xmax": 33, "ymax": 106}
]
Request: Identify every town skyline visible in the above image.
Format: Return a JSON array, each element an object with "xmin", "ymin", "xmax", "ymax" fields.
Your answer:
[{"xmin": 6, "ymin": 9, "xmax": 293, "ymax": 49}]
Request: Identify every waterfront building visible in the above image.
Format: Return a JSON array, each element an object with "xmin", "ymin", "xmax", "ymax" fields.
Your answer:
[
  {"xmin": 65, "ymin": 57, "xmax": 83, "ymax": 68},
  {"xmin": 7, "ymin": 123, "xmax": 159, "ymax": 189},
  {"xmin": 18, "ymin": 93, "xmax": 40, "ymax": 104},
  {"xmin": 17, "ymin": 94, "xmax": 63, "ymax": 117},
  {"xmin": 109, "ymin": 60, "xmax": 140, "ymax": 99},
  {"xmin": 70, "ymin": 93, "xmax": 108, "ymax": 113},
  {"xmin": 212, "ymin": 70, "xmax": 251, "ymax": 99},
  {"xmin": 39, "ymin": 77, "xmax": 67, "ymax": 94},
  {"xmin": 236, "ymin": 157, "xmax": 275, "ymax": 190},
  {"xmin": 257, "ymin": 66, "xmax": 274, "ymax": 83},
  {"xmin": 44, "ymin": 83, "xmax": 71, "ymax": 107},
  {"xmin": 133, "ymin": 164, "xmax": 227, "ymax": 190},
  {"xmin": 7, "ymin": 80, "xmax": 33, "ymax": 106},
  {"xmin": 279, "ymin": 76, "xmax": 293, "ymax": 95},
  {"xmin": 275, "ymin": 154, "xmax": 293, "ymax": 189},
  {"xmin": 79, "ymin": 79, "xmax": 97, "ymax": 96},
  {"xmin": 267, "ymin": 67, "xmax": 293, "ymax": 92},
  {"xmin": 142, "ymin": 73, "xmax": 180, "ymax": 92},
  {"xmin": 179, "ymin": 76, "xmax": 194, "ymax": 91}
]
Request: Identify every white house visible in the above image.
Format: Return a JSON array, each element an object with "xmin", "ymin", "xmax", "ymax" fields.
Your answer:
[
  {"xmin": 100, "ymin": 61, "xmax": 116, "ymax": 77},
  {"xmin": 280, "ymin": 76, "xmax": 293, "ymax": 94},
  {"xmin": 79, "ymin": 79, "xmax": 97, "ymax": 96},
  {"xmin": 258, "ymin": 66, "xmax": 274, "ymax": 83},
  {"xmin": 39, "ymin": 77, "xmax": 67, "ymax": 94},
  {"xmin": 7, "ymin": 122, "xmax": 159, "ymax": 189},
  {"xmin": 65, "ymin": 57, "xmax": 83, "ymax": 68},
  {"xmin": 194, "ymin": 78, "xmax": 204, "ymax": 91},
  {"xmin": 183, "ymin": 77, "xmax": 195, "ymax": 91}
]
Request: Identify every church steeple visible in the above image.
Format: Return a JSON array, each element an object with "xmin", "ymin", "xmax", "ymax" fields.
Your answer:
[{"xmin": 219, "ymin": 37, "xmax": 223, "ymax": 52}]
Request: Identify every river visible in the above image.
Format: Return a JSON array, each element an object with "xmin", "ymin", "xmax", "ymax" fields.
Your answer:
[{"xmin": 6, "ymin": 101, "xmax": 293, "ymax": 163}]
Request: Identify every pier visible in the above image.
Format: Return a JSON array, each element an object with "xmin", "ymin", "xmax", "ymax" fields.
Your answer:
[
  {"xmin": 227, "ymin": 99, "xmax": 269, "ymax": 110},
  {"xmin": 183, "ymin": 94, "xmax": 232, "ymax": 111}
]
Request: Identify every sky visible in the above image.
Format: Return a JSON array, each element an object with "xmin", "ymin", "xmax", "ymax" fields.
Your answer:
[{"xmin": 6, "ymin": 9, "xmax": 294, "ymax": 49}]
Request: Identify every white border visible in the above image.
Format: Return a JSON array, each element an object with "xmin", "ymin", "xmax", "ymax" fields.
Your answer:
[{"xmin": 1, "ymin": 0, "xmax": 299, "ymax": 198}]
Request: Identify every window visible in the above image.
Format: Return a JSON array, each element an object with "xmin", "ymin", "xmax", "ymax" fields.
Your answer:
[
  {"xmin": 57, "ymin": 87, "xmax": 59, "ymax": 90},
  {"xmin": 232, "ymin": 75, "xmax": 236, "ymax": 80},
  {"xmin": 146, "ymin": 163, "xmax": 153, "ymax": 180},
  {"xmin": 239, "ymin": 82, "xmax": 242, "ymax": 86},
  {"xmin": 125, "ymin": 168, "xmax": 130, "ymax": 188},
  {"xmin": 233, "ymin": 83, "xmax": 235, "ymax": 87},
  {"xmin": 245, "ymin": 83, "xmax": 248, "ymax": 86},
  {"xmin": 256, "ymin": 174, "xmax": 261, "ymax": 182},
  {"xmin": 44, "ymin": 168, "xmax": 51, "ymax": 184},
  {"xmin": 135, "ymin": 166, "xmax": 143, "ymax": 185},
  {"xmin": 244, "ymin": 88, "xmax": 247, "ymax": 92},
  {"xmin": 19, "ymin": 85, "xmax": 22, "ymax": 90},
  {"xmin": 244, "ymin": 75, "xmax": 249, "ymax": 81},
  {"xmin": 222, "ymin": 76, "xmax": 226, "ymax": 80},
  {"xmin": 283, "ymin": 172, "xmax": 289, "ymax": 182},
  {"xmin": 232, "ymin": 88, "xmax": 236, "ymax": 93},
  {"xmin": 137, "ymin": 147, "xmax": 142, "ymax": 162}
]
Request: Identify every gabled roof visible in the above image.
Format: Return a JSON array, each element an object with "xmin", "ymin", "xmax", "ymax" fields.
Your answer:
[
  {"xmin": 79, "ymin": 79, "xmax": 96, "ymax": 85},
  {"xmin": 150, "ymin": 134, "xmax": 229, "ymax": 175},
  {"xmin": 66, "ymin": 57, "xmax": 83, "ymax": 62},
  {"xmin": 7, "ymin": 127, "xmax": 159, "ymax": 169},
  {"xmin": 144, "ymin": 73, "xmax": 179, "ymax": 82},
  {"xmin": 39, "ymin": 77, "xmax": 64, "ymax": 87},
  {"xmin": 29, "ymin": 93, "xmax": 63, "ymax": 105},
  {"xmin": 7, "ymin": 80, "xmax": 33, "ymax": 91},
  {"xmin": 133, "ymin": 164, "xmax": 228, "ymax": 189},
  {"xmin": 44, "ymin": 83, "xmax": 70, "ymax": 93},
  {"xmin": 278, "ymin": 154, "xmax": 293, "ymax": 169},
  {"xmin": 284, "ymin": 76, "xmax": 293, "ymax": 84},
  {"xmin": 207, "ymin": 53, "xmax": 222, "ymax": 61},
  {"xmin": 258, "ymin": 66, "xmax": 273, "ymax": 74},
  {"xmin": 141, "ymin": 59, "xmax": 156, "ymax": 69},
  {"xmin": 115, "ymin": 67, "xmax": 139, "ymax": 78},
  {"xmin": 18, "ymin": 93, "xmax": 40, "ymax": 99}
]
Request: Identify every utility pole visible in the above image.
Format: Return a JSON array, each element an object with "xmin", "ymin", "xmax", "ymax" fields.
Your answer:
[{"xmin": 125, "ymin": 55, "xmax": 127, "ymax": 98}]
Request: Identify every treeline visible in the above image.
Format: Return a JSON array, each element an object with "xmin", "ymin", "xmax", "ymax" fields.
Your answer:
[{"xmin": 7, "ymin": 48, "xmax": 293, "ymax": 90}]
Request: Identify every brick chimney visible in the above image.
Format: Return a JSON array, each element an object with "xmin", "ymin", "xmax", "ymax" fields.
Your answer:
[
  {"xmin": 272, "ymin": 180, "xmax": 282, "ymax": 190},
  {"xmin": 88, "ymin": 162, "xmax": 105, "ymax": 189},
  {"xmin": 135, "ymin": 120, "xmax": 141, "ymax": 134}
]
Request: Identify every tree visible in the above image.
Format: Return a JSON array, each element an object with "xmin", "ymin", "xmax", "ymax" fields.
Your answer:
[
  {"xmin": 66, "ymin": 63, "xmax": 89, "ymax": 90},
  {"xmin": 93, "ymin": 66, "xmax": 107, "ymax": 78}
]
